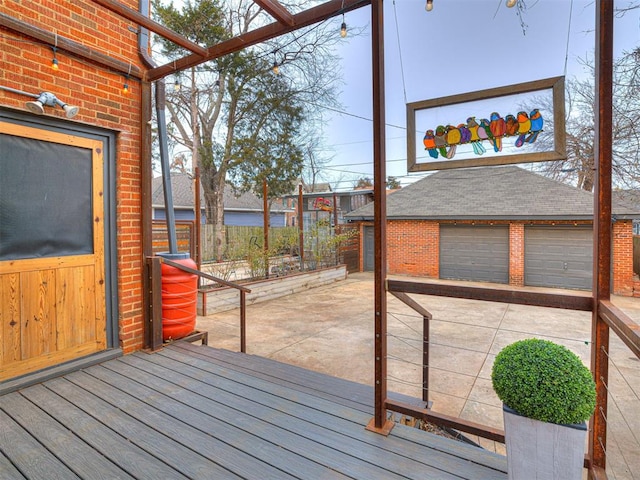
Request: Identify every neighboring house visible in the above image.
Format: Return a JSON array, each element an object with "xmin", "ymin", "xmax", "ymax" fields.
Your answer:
[
  {"xmin": 283, "ymin": 188, "xmax": 375, "ymax": 226},
  {"xmin": 346, "ymin": 166, "xmax": 640, "ymax": 295},
  {"xmin": 152, "ymin": 173, "xmax": 293, "ymax": 227}
]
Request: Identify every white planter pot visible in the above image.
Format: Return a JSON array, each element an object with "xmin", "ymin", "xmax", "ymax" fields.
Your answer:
[{"xmin": 503, "ymin": 405, "xmax": 587, "ymax": 480}]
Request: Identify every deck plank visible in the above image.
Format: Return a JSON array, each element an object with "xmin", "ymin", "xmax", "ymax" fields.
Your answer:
[
  {"xmin": 18, "ymin": 384, "xmax": 192, "ymax": 479},
  {"xmin": 110, "ymin": 354, "xmax": 413, "ymax": 479},
  {"xmin": 0, "ymin": 343, "xmax": 507, "ymax": 480},
  {"xmin": 158, "ymin": 346, "xmax": 508, "ymax": 478},
  {"xmin": 0, "ymin": 409, "xmax": 78, "ymax": 479},
  {"xmin": 172, "ymin": 341, "xmax": 423, "ymax": 412},
  {"xmin": 42, "ymin": 376, "xmax": 245, "ymax": 480},
  {"xmin": 0, "ymin": 392, "xmax": 134, "ymax": 480},
  {"xmin": 83, "ymin": 363, "xmax": 354, "ymax": 480},
  {"xmin": 64, "ymin": 368, "xmax": 307, "ymax": 480},
  {"xmin": 139, "ymin": 347, "xmax": 506, "ymax": 479}
]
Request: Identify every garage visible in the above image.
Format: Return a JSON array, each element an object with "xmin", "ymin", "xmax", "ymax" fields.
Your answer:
[
  {"xmin": 440, "ymin": 225, "xmax": 509, "ymax": 283},
  {"xmin": 524, "ymin": 226, "xmax": 593, "ymax": 290}
]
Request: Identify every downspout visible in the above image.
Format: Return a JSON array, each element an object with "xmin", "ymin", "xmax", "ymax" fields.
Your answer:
[{"xmin": 139, "ymin": 0, "xmax": 179, "ymax": 256}]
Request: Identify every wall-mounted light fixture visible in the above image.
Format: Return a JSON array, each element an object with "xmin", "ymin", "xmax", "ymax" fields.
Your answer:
[
  {"xmin": 26, "ymin": 91, "xmax": 79, "ymax": 118},
  {"xmin": 0, "ymin": 86, "xmax": 79, "ymax": 118}
]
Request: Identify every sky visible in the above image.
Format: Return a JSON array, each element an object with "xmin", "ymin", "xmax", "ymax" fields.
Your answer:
[{"xmin": 315, "ymin": 0, "xmax": 640, "ymax": 190}]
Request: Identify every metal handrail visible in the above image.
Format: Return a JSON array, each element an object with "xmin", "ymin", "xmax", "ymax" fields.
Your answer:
[
  {"xmin": 385, "ymin": 278, "xmax": 640, "ymax": 478},
  {"xmin": 146, "ymin": 256, "xmax": 251, "ymax": 352}
]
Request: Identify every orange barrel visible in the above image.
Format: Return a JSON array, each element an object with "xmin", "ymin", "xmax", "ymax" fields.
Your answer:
[{"xmin": 158, "ymin": 253, "xmax": 198, "ymax": 341}]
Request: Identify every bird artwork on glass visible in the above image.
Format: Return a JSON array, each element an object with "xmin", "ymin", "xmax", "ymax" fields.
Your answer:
[{"xmin": 422, "ymin": 108, "xmax": 543, "ymax": 159}]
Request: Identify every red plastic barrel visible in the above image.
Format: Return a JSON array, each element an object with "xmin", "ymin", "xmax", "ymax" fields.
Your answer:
[{"xmin": 160, "ymin": 257, "xmax": 198, "ymax": 341}]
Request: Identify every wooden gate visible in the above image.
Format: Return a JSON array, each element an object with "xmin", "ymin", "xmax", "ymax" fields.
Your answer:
[{"xmin": 0, "ymin": 121, "xmax": 106, "ymax": 381}]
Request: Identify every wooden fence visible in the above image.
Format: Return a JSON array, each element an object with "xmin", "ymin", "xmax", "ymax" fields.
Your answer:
[{"xmin": 152, "ymin": 220, "xmax": 195, "ymax": 258}]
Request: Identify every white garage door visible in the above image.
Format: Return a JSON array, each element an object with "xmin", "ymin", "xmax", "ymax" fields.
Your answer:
[
  {"xmin": 524, "ymin": 226, "xmax": 592, "ymax": 290},
  {"xmin": 440, "ymin": 225, "xmax": 509, "ymax": 284}
]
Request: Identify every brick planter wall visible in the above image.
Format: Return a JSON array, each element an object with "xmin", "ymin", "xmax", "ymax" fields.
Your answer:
[{"xmin": 198, "ymin": 265, "xmax": 347, "ymax": 315}]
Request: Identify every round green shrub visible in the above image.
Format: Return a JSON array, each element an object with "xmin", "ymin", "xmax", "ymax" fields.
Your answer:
[{"xmin": 491, "ymin": 338, "xmax": 596, "ymax": 425}]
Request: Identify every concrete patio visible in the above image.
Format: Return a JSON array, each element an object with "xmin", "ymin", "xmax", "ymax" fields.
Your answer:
[{"xmin": 196, "ymin": 272, "xmax": 640, "ymax": 480}]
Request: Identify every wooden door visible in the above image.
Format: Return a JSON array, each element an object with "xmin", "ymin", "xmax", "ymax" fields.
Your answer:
[{"xmin": 0, "ymin": 121, "xmax": 106, "ymax": 381}]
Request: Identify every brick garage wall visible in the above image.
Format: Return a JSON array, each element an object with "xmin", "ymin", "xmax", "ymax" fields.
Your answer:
[
  {"xmin": 509, "ymin": 223, "xmax": 525, "ymax": 285},
  {"xmin": 613, "ymin": 220, "xmax": 634, "ymax": 296},
  {"xmin": 387, "ymin": 220, "xmax": 439, "ymax": 277},
  {"xmin": 0, "ymin": 0, "xmax": 146, "ymax": 352},
  {"xmin": 381, "ymin": 219, "xmax": 634, "ymax": 296}
]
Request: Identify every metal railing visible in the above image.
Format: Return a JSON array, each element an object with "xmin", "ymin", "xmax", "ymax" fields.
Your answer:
[
  {"xmin": 382, "ymin": 279, "xmax": 640, "ymax": 478},
  {"xmin": 146, "ymin": 256, "xmax": 251, "ymax": 352}
]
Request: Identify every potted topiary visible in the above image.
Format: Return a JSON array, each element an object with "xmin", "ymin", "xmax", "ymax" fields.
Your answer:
[{"xmin": 491, "ymin": 338, "xmax": 596, "ymax": 480}]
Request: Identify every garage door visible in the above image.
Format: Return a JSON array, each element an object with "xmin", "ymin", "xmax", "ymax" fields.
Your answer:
[
  {"xmin": 440, "ymin": 225, "xmax": 509, "ymax": 283},
  {"xmin": 525, "ymin": 226, "xmax": 592, "ymax": 290}
]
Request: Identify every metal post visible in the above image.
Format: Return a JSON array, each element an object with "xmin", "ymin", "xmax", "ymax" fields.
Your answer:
[
  {"xmin": 240, "ymin": 290, "xmax": 247, "ymax": 353},
  {"xmin": 365, "ymin": 0, "xmax": 392, "ymax": 436},
  {"xmin": 590, "ymin": 0, "xmax": 613, "ymax": 473},
  {"xmin": 423, "ymin": 315, "xmax": 429, "ymax": 404},
  {"xmin": 298, "ymin": 184, "xmax": 305, "ymax": 270},
  {"xmin": 195, "ymin": 167, "xmax": 202, "ymax": 270},
  {"xmin": 263, "ymin": 179, "xmax": 270, "ymax": 278}
]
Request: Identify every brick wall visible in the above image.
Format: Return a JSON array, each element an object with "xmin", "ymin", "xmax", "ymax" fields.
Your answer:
[
  {"xmin": 357, "ymin": 219, "xmax": 634, "ymax": 296},
  {"xmin": 613, "ymin": 220, "xmax": 634, "ymax": 296},
  {"xmin": 387, "ymin": 220, "xmax": 439, "ymax": 277},
  {"xmin": 0, "ymin": 0, "xmax": 146, "ymax": 352},
  {"xmin": 509, "ymin": 223, "xmax": 525, "ymax": 285}
]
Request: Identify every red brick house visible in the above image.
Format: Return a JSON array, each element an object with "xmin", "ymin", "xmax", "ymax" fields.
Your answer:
[
  {"xmin": 346, "ymin": 166, "xmax": 639, "ymax": 295},
  {"xmin": 0, "ymin": 0, "xmax": 148, "ymax": 382}
]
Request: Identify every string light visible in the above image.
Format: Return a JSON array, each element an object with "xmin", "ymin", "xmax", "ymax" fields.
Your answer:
[
  {"xmin": 506, "ymin": 0, "xmax": 517, "ymax": 7},
  {"xmin": 173, "ymin": 77, "xmax": 181, "ymax": 92},
  {"xmin": 272, "ymin": 51, "xmax": 279, "ymax": 75},
  {"xmin": 51, "ymin": 47, "xmax": 59, "ymax": 71},
  {"xmin": 425, "ymin": 0, "xmax": 433, "ymax": 12},
  {"xmin": 51, "ymin": 32, "xmax": 59, "ymax": 71},
  {"xmin": 340, "ymin": 14, "xmax": 347, "ymax": 38},
  {"xmin": 122, "ymin": 62, "xmax": 132, "ymax": 95}
]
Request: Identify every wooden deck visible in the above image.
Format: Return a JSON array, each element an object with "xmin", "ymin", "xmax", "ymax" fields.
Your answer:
[{"xmin": 0, "ymin": 343, "xmax": 507, "ymax": 479}]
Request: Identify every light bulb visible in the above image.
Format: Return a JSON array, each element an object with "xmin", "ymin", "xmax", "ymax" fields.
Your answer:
[
  {"xmin": 272, "ymin": 61, "xmax": 279, "ymax": 75},
  {"xmin": 425, "ymin": 0, "xmax": 433, "ymax": 12},
  {"xmin": 174, "ymin": 80, "xmax": 181, "ymax": 92},
  {"xmin": 340, "ymin": 22, "xmax": 347, "ymax": 38},
  {"xmin": 51, "ymin": 57, "xmax": 59, "ymax": 71},
  {"xmin": 122, "ymin": 83, "xmax": 129, "ymax": 95},
  {"xmin": 506, "ymin": 0, "xmax": 517, "ymax": 7}
]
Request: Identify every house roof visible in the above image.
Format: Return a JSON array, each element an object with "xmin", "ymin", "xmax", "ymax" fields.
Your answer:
[
  {"xmin": 345, "ymin": 166, "xmax": 640, "ymax": 221},
  {"xmin": 152, "ymin": 173, "xmax": 291, "ymax": 212}
]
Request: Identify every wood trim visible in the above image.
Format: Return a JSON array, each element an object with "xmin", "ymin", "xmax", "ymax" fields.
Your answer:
[{"xmin": 0, "ymin": 255, "xmax": 95, "ymax": 274}]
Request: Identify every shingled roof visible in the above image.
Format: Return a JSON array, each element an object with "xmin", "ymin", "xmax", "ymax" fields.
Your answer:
[
  {"xmin": 345, "ymin": 166, "xmax": 640, "ymax": 221},
  {"xmin": 152, "ymin": 172, "xmax": 290, "ymax": 212}
]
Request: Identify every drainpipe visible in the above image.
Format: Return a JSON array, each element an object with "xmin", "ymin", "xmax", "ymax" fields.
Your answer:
[{"xmin": 139, "ymin": 0, "xmax": 180, "ymax": 258}]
